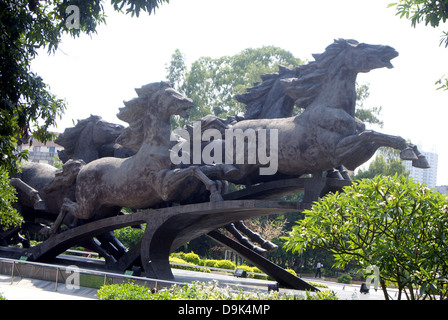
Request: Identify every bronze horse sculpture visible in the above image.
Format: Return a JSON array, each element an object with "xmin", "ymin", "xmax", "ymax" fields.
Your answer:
[
  {"xmin": 45, "ymin": 82, "xmax": 224, "ymax": 235},
  {"xmin": 193, "ymin": 39, "xmax": 429, "ymax": 184},
  {"xmin": 4, "ymin": 39, "xmax": 430, "ymax": 266},
  {"xmin": 8, "ymin": 160, "xmax": 130, "ymax": 262}
]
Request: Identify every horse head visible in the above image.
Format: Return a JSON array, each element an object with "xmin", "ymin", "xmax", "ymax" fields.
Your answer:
[
  {"xmin": 336, "ymin": 39, "xmax": 398, "ymax": 73},
  {"xmin": 116, "ymin": 82, "xmax": 194, "ymax": 152},
  {"xmin": 236, "ymin": 39, "xmax": 398, "ymax": 120},
  {"xmin": 56, "ymin": 115, "xmax": 125, "ymax": 163},
  {"xmin": 278, "ymin": 39, "xmax": 398, "ymax": 114}
]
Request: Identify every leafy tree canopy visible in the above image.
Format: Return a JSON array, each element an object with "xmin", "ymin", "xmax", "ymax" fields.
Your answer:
[
  {"xmin": 284, "ymin": 175, "xmax": 448, "ymax": 300},
  {"xmin": 355, "ymin": 147, "xmax": 409, "ymax": 180},
  {"xmin": 0, "ymin": 0, "xmax": 169, "ymax": 172},
  {"xmin": 389, "ymin": 0, "xmax": 448, "ymax": 90},
  {"xmin": 166, "ymin": 47, "xmax": 383, "ymax": 129},
  {"xmin": 166, "ymin": 46, "xmax": 303, "ymax": 128}
]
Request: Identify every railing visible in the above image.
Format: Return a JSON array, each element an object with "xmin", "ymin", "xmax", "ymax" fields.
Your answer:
[
  {"xmin": 169, "ymin": 262, "xmax": 268, "ymax": 278},
  {"xmin": 0, "ymin": 257, "xmax": 185, "ymax": 292}
]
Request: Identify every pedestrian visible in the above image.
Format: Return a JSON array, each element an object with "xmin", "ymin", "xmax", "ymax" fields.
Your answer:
[{"xmin": 315, "ymin": 262, "xmax": 323, "ymax": 278}]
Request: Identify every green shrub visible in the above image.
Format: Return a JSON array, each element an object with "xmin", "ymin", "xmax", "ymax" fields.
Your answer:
[
  {"xmin": 203, "ymin": 259, "xmax": 218, "ymax": 267},
  {"xmin": 337, "ymin": 274, "xmax": 352, "ymax": 284},
  {"xmin": 113, "ymin": 226, "xmax": 144, "ymax": 249},
  {"xmin": 305, "ymin": 290, "xmax": 339, "ymax": 300},
  {"xmin": 97, "ymin": 281, "xmax": 338, "ymax": 300},
  {"xmin": 169, "ymin": 256, "xmax": 205, "ymax": 272},
  {"xmin": 214, "ymin": 260, "xmax": 236, "ymax": 270},
  {"xmin": 0, "ymin": 168, "xmax": 22, "ymax": 230},
  {"xmin": 171, "ymin": 252, "xmax": 186, "ymax": 260},
  {"xmin": 236, "ymin": 265, "xmax": 253, "ymax": 273},
  {"xmin": 285, "ymin": 268, "xmax": 297, "ymax": 276},
  {"xmin": 97, "ymin": 282, "xmax": 152, "ymax": 300},
  {"xmin": 307, "ymin": 281, "xmax": 329, "ymax": 289},
  {"xmin": 183, "ymin": 252, "xmax": 201, "ymax": 265}
]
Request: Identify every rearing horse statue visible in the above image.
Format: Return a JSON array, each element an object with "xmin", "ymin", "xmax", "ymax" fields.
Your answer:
[
  {"xmin": 46, "ymin": 82, "xmax": 223, "ymax": 235},
  {"xmin": 198, "ymin": 39, "xmax": 429, "ymax": 184}
]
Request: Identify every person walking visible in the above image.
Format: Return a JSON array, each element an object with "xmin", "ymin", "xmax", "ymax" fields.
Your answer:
[{"xmin": 315, "ymin": 262, "xmax": 323, "ymax": 278}]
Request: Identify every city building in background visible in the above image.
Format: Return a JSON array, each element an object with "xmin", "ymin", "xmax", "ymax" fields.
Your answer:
[
  {"xmin": 404, "ymin": 148, "xmax": 438, "ymax": 188},
  {"xmin": 17, "ymin": 134, "xmax": 63, "ymax": 166}
]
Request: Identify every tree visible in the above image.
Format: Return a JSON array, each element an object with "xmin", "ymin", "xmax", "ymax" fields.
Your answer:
[
  {"xmin": 0, "ymin": 0, "xmax": 168, "ymax": 229},
  {"xmin": 389, "ymin": 0, "xmax": 448, "ymax": 90},
  {"xmin": 355, "ymin": 83, "xmax": 383, "ymax": 128},
  {"xmin": 0, "ymin": 168, "xmax": 22, "ymax": 231},
  {"xmin": 0, "ymin": 0, "xmax": 169, "ymax": 172},
  {"xmin": 165, "ymin": 46, "xmax": 303, "ymax": 128},
  {"xmin": 284, "ymin": 175, "xmax": 448, "ymax": 300},
  {"xmin": 355, "ymin": 148, "xmax": 409, "ymax": 179},
  {"xmin": 166, "ymin": 48, "xmax": 383, "ymax": 129}
]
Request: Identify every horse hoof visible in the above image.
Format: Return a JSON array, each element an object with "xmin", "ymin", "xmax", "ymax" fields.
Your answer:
[
  {"xmin": 251, "ymin": 246, "xmax": 267, "ymax": 255},
  {"xmin": 412, "ymin": 155, "xmax": 430, "ymax": 169},
  {"xmin": 261, "ymin": 241, "xmax": 278, "ymax": 252},
  {"xmin": 400, "ymin": 148, "xmax": 418, "ymax": 161},
  {"xmin": 34, "ymin": 200, "xmax": 47, "ymax": 211},
  {"xmin": 210, "ymin": 193, "xmax": 224, "ymax": 202},
  {"xmin": 326, "ymin": 169, "xmax": 343, "ymax": 180}
]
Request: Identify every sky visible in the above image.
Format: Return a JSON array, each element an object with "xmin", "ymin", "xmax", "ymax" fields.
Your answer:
[{"xmin": 31, "ymin": 0, "xmax": 448, "ymax": 184}]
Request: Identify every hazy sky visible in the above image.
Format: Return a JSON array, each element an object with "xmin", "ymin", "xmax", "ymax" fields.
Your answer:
[{"xmin": 31, "ymin": 0, "xmax": 448, "ymax": 184}]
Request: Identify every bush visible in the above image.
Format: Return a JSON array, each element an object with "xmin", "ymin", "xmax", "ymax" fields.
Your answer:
[
  {"xmin": 183, "ymin": 252, "xmax": 201, "ymax": 265},
  {"xmin": 236, "ymin": 265, "xmax": 253, "ymax": 273},
  {"xmin": 214, "ymin": 259, "xmax": 236, "ymax": 270},
  {"xmin": 0, "ymin": 168, "xmax": 23, "ymax": 231},
  {"xmin": 97, "ymin": 282, "xmax": 153, "ymax": 300},
  {"xmin": 285, "ymin": 268, "xmax": 297, "ymax": 276},
  {"xmin": 203, "ymin": 259, "xmax": 219, "ymax": 267},
  {"xmin": 337, "ymin": 274, "xmax": 352, "ymax": 284},
  {"xmin": 250, "ymin": 267, "xmax": 269, "ymax": 280},
  {"xmin": 285, "ymin": 175, "xmax": 448, "ymax": 300},
  {"xmin": 113, "ymin": 226, "xmax": 144, "ymax": 249},
  {"xmin": 169, "ymin": 256, "xmax": 205, "ymax": 272},
  {"xmin": 97, "ymin": 281, "xmax": 339, "ymax": 300}
]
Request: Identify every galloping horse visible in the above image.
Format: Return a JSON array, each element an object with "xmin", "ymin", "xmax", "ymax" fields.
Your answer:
[
  {"xmin": 198, "ymin": 39, "xmax": 429, "ymax": 184},
  {"xmin": 45, "ymin": 82, "xmax": 223, "ymax": 235}
]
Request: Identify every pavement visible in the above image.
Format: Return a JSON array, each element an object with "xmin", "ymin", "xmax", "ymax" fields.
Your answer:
[
  {"xmin": 0, "ymin": 268, "xmax": 399, "ymax": 300},
  {"xmin": 0, "ymin": 274, "xmax": 98, "ymax": 300}
]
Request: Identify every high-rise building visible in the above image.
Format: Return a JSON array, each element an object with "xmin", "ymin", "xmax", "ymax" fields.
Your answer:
[{"xmin": 404, "ymin": 149, "xmax": 438, "ymax": 188}]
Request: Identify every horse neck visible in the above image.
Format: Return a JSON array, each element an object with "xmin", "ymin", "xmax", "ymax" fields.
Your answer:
[
  {"xmin": 136, "ymin": 112, "xmax": 172, "ymax": 159},
  {"xmin": 310, "ymin": 66, "xmax": 358, "ymax": 116}
]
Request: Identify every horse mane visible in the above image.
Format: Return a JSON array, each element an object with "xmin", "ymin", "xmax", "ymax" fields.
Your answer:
[
  {"xmin": 116, "ymin": 81, "xmax": 172, "ymax": 152},
  {"xmin": 56, "ymin": 115, "xmax": 103, "ymax": 155},
  {"xmin": 236, "ymin": 39, "xmax": 360, "ymax": 116}
]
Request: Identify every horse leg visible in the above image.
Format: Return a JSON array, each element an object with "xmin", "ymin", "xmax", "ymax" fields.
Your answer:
[
  {"xmin": 225, "ymin": 223, "xmax": 267, "ymax": 255},
  {"xmin": 160, "ymin": 167, "xmax": 224, "ymax": 202},
  {"xmin": 79, "ymin": 237, "xmax": 117, "ymax": 264},
  {"xmin": 97, "ymin": 231, "xmax": 128, "ymax": 258},
  {"xmin": 409, "ymin": 144, "xmax": 430, "ymax": 168},
  {"xmin": 234, "ymin": 221, "xmax": 278, "ymax": 252},
  {"xmin": 40, "ymin": 198, "xmax": 80, "ymax": 236},
  {"xmin": 335, "ymin": 130, "xmax": 421, "ymax": 170},
  {"xmin": 10, "ymin": 178, "xmax": 46, "ymax": 211}
]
